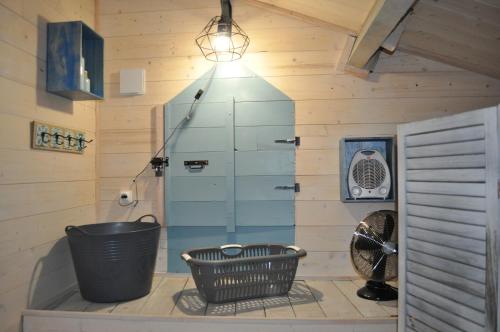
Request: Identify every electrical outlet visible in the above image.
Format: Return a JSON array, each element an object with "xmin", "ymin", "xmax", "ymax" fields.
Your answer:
[{"xmin": 119, "ymin": 190, "xmax": 133, "ymax": 205}]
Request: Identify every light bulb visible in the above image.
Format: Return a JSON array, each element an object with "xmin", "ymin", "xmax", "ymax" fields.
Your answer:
[{"xmin": 214, "ymin": 34, "xmax": 231, "ymax": 52}]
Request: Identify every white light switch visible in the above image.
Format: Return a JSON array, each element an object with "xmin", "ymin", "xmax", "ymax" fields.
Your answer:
[{"xmin": 120, "ymin": 68, "xmax": 145, "ymax": 95}]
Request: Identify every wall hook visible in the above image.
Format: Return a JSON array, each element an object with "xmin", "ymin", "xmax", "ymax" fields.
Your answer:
[{"xmin": 32, "ymin": 121, "xmax": 94, "ymax": 154}]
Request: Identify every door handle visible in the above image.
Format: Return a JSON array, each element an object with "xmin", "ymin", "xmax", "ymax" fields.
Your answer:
[
  {"xmin": 184, "ymin": 160, "xmax": 208, "ymax": 170},
  {"xmin": 274, "ymin": 136, "xmax": 300, "ymax": 146},
  {"xmin": 274, "ymin": 183, "xmax": 300, "ymax": 192}
]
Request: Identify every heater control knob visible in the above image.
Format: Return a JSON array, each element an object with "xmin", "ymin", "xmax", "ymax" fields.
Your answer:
[
  {"xmin": 379, "ymin": 186, "xmax": 388, "ymax": 195},
  {"xmin": 351, "ymin": 186, "xmax": 362, "ymax": 197}
]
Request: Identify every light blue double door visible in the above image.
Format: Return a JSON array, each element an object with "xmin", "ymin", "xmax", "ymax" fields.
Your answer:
[{"xmin": 165, "ymin": 99, "xmax": 296, "ymax": 272}]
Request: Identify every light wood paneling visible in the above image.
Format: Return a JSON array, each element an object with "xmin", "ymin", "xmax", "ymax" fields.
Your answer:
[
  {"xmin": 100, "ymin": 72, "xmax": 500, "ymax": 107},
  {"xmin": 99, "ymin": 4, "xmax": 312, "ymax": 37},
  {"xmin": 104, "ymin": 50, "xmax": 340, "ymax": 83},
  {"xmin": 0, "ymin": 149, "xmax": 95, "ymax": 184},
  {"xmin": 399, "ymin": 0, "xmax": 500, "ymax": 79},
  {"xmin": 0, "ymin": 181, "xmax": 95, "ymax": 221},
  {"xmin": 249, "ymin": 0, "xmax": 377, "ymax": 33},
  {"xmin": 0, "ymin": 205, "xmax": 94, "ymax": 259},
  {"xmin": 104, "ymin": 27, "xmax": 344, "ymax": 60},
  {"xmin": 47, "ymin": 275, "xmax": 393, "ymax": 323},
  {"xmin": 96, "ymin": 0, "xmax": 500, "ymax": 282},
  {"xmin": 296, "ymin": 226, "xmax": 358, "ymax": 251},
  {"xmin": 97, "ymin": 0, "xmax": 218, "ymax": 15},
  {"xmin": 20, "ymin": 276, "xmax": 397, "ymax": 332},
  {"xmin": 0, "ymin": 1, "xmax": 97, "ymax": 332}
]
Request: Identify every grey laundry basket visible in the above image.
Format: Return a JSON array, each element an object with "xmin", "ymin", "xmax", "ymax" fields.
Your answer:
[{"xmin": 181, "ymin": 244, "xmax": 306, "ymax": 303}]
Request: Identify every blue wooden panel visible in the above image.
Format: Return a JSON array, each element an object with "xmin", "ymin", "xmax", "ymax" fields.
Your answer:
[
  {"xmin": 235, "ymin": 101, "xmax": 294, "ymax": 126},
  {"xmin": 236, "ymin": 176, "xmax": 295, "ymax": 200},
  {"xmin": 168, "ymin": 202, "xmax": 226, "ymax": 226},
  {"xmin": 233, "ymin": 77, "xmax": 291, "ymax": 102},
  {"xmin": 170, "ymin": 71, "xmax": 290, "ymax": 104},
  {"xmin": 167, "ymin": 102, "xmax": 227, "ymax": 129},
  {"xmin": 167, "ymin": 226, "xmax": 228, "ymax": 272},
  {"xmin": 236, "ymin": 201, "xmax": 294, "ymax": 226},
  {"xmin": 165, "ymin": 67, "xmax": 297, "ymax": 272},
  {"xmin": 47, "ymin": 22, "xmax": 81, "ymax": 93},
  {"xmin": 168, "ymin": 128, "xmax": 227, "ymax": 152},
  {"xmin": 225, "ymin": 100, "xmax": 236, "ymax": 233},
  {"xmin": 169, "ymin": 152, "xmax": 226, "ymax": 177},
  {"xmin": 168, "ymin": 249, "xmax": 192, "ymax": 272},
  {"xmin": 235, "ymin": 151, "xmax": 295, "ymax": 176},
  {"xmin": 233, "ymin": 226, "xmax": 295, "ymax": 244},
  {"xmin": 167, "ymin": 226, "xmax": 227, "ymax": 250},
  {"xmin": 236, "ymin": 126, "xmax": 295, "ymax": 151},
  {"xmin": 170, "ymin": 176, "xmax": 225, "ymax": 201}
]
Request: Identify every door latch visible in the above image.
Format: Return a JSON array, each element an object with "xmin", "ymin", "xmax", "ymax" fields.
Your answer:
[
  {"xmin": 274, "ymin": 136, "xmax": 300, "ymax": 146},
  {"xmin": 150, "ymin": 157, "xmax": 169, "ymax": 177},
  {"xmin": 274, "ymin": 183, "xmax": 300, "ymax": 192}
]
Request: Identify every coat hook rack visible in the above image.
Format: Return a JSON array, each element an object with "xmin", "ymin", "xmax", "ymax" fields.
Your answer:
[{"xmin": 31, "ymin": 121, "xmax": 94, "ymax": 154}]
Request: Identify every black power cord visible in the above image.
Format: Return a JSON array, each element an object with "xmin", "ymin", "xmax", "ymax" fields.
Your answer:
[{"xmin": 120, "ymin": 89, "xmax": 204, "ymax": 207}]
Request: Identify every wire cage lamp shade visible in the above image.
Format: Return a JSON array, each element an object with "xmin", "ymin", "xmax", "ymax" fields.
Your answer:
[{"xmin": 195, "ymin": 0, "xmax": 250, "ymax": 62}]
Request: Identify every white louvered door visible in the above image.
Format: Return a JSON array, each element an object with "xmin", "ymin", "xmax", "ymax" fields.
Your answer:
[{"xmin": 398, "ymin": 105, "xmax": 499, "ymax": 332}]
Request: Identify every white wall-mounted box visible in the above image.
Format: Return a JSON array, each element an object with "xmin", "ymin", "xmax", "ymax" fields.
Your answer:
[{"xmin": 120, "ymin": 68, "xmax": 145, "ymax": 95}]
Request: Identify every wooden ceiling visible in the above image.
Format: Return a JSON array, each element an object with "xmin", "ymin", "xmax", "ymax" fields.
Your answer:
[
  {"xmin": 399, "ymin": 0, "xmax": 500, "ymax": 80},
  {"xmin": 247, "ymin": 0, "xmax": 500, "ymax": 80},
  {"xmin": 249, "ymin": 0, "xmax": 378, "ymax": 34}
]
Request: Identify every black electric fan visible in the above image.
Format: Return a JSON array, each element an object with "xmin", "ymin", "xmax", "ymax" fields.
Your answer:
[{"xmin": 350, "ymin": 210, "xmax": 398, "ymax": 301}]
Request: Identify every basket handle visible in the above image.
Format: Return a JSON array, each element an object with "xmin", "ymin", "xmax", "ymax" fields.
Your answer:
[
  {"xmin": 286, "ymin": 245, "xmax": 307, "ymax": 257},
  {"xmin": 220, "ymin": 244, "xmax": 242, "ymax": 250},
  {"xmin": 65, "ymin": 225, "xmax": 89, "ymax": 235},
  {"xmin": 220, "ymin": 244, "xmax": 243, "ymax": 256},
  {"xmin": 134, "ymin": 214, "xmax": 158, "ymax": 224}
]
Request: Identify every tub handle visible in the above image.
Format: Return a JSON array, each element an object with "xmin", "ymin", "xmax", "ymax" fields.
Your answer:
[
  {"xmin": 65, "ymin": 225, "xmax": 89, "ymax": 235},
  {"xmin": 135, "ymin": 214, "xmax": 158, "ymax": 224},
  {"xmin": 181, "ymin": 253, "xmax": 192, "ymax": 262}
]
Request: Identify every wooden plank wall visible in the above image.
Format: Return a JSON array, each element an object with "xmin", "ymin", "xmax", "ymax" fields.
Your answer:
[
  {"xmin": 0, "ymin": 1, "xmax": 97, "ymax": 331},
  {"xmin": 95, "ymin": 0, "xmax": 500, "ymax": 278}
]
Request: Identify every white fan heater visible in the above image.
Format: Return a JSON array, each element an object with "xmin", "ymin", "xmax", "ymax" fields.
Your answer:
[{"xmin": 348, "ymin": 150, "xmax": 391, "ymax": 199}]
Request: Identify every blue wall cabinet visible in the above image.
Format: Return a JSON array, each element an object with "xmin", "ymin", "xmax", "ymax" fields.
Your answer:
[
  {"xmin": 47, "ymin": 21, "xmax": 104, "ymax": 100},
  {"xmin": 165, "ymin": 65, "xmax": 296, "ymax": 272}
]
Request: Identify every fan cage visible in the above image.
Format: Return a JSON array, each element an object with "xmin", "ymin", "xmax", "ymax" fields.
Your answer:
[
  {"xmin": 195, "ymin": 16, "xmax": 250, "ymax": 62},
  {"xmin": 350, "ymin": 211, "xmax": 398, "ymax": 282},
  {"xmin": 352, "ymin": 158, "xmax": 386, "ymax": 190}
]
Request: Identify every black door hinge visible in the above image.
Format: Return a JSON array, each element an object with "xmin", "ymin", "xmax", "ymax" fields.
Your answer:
[
  {"xmin": 274, "ymin": 136, "xmax": 300, "ymax": 146},
  {"xmin": 274, "ymin": 183, "xmax": 300, "ymax": 192}
]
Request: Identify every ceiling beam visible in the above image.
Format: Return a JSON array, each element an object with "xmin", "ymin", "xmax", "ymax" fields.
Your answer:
[
  {"xmin": 347, "ymin": 0, "xmax": 414, "ymax": 69},
  {"xmin": 337, "ymin": 35, "xmax": 380, "ymax": 78}
]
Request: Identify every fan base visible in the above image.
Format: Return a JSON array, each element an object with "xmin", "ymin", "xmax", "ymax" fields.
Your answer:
[{"xmin": 357, "ymin": 280, "xmax": 397, "ymax": 301}]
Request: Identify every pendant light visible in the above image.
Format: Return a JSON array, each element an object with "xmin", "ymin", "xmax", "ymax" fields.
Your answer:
[{"xmin": 195, "ymin": 0, "xmax": 250, "ymax": 62}]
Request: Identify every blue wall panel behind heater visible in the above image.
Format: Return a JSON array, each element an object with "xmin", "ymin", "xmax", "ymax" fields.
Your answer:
[{"xmin": 165, "ymin": 66, "xmax": 296, "ymax": 272}]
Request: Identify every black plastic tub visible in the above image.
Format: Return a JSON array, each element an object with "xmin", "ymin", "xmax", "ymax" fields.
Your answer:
[{"xmin": 65, "ymin": 214, "xmax": 160, "ymax": 303}]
